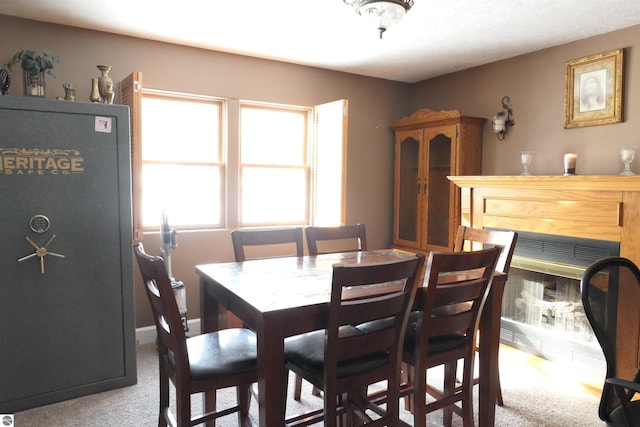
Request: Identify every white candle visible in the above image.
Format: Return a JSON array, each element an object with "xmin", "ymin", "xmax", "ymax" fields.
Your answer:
[
  {"xmin": 521, "ymin": 152, "xmax": 532, "ymax": 164},
  {"xmin": 564, "ymin": 153, "xmax": 577, "ymax": 175}
]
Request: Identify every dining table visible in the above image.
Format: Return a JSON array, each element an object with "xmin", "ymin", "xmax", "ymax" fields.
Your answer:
[{"xmin": 197, "ymin": 248, "xmax": 506, "ymax": 427}]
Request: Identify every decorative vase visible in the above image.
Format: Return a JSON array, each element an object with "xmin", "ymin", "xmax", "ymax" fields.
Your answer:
[
  {"xmin": 89, "ymin": 78, "xmax": 101, "ymax": 103},
  {"xmin": 23, "ymin": 70, "xmax": 45, "ymax": 97},
  {"xmin": 96, "ymin": 65, "xmax": 114, "ymax": 104}
]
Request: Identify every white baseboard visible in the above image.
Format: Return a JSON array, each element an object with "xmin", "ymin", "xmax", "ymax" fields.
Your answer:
[{"xmin": 135, "ymin": 318, "xmax": 202, "ymax": 345}]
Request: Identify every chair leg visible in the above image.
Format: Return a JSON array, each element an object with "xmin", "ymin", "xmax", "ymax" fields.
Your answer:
[
  {"xmin": 401, "ymin": 362, "xmax": 415, "ymax": 412},
  {"xmin": 293, "ymin": 373, "xmax": 303, "ymax": 401},
  {"xmin": 203, "ymin": 389, "xmax": 217, "ymax": 427},
  {"xmin": 158, "ymin": 362, "xmax": 169, "ymax": 427},
  {"xmin": 496, "ymin": 369, "xmax": 504, "ymax": 406},
  {"xmin": 237, "ymin": 383, "xmax": 252, "ymax": 426},
  {"xmin": 412, "ymin": 363, "xmax": 427, "ymax": 427},
  {"xmin": 461, "ymin": 358, "xmax": 475, "ymax": 427},
  {"xmin": 176, "ymin": 386, "xmax": 193, "ymax": 427},
  {"xmin": 312, "ymin": 385, "xmax": 322, "ymax": 397},
  {"xmin": 443, "ymin": 362, "xmax": 457, "ymax": 427},
  {"xmin": 293, "ymin": 373, "xmax": 321, "ymax": 401}
]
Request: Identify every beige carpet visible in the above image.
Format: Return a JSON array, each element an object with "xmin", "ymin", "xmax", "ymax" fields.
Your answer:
[{"xmin": 14, "ymin": 343, "xmax": 604, "ymax": 426}]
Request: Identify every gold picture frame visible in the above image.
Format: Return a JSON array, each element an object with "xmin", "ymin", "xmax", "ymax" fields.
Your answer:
[{"xmin": 564, "ymin": 49, "xmax": 623, "ymax": 129}]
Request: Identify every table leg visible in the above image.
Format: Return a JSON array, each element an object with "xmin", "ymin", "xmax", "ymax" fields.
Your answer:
[
  {"xmin": 256, "ymin": 320, "xmax": 287, "ymax": 427},
  {"xmin": 478, "ymin": 280, "xmax": 502, "ymax": 427},
  {"xmin": 200, "ymin": 278, "xmax": 220, "ymax": 427}
]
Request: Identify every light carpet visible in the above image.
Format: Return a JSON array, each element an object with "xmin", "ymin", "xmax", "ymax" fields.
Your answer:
[{"xmin": 14, "ymin": 343, "xmax": 605, "ymax": 426}]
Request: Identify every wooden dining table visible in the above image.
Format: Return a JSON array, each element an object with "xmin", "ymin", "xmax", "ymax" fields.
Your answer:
[{"xmin": 197, "ymin": 248, "xmax": 505, "ymax": 427}]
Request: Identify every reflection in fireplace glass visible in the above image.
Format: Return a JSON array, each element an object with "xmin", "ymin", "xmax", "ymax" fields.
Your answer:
[{"xmin": 502, "ymin": 268, "xmax": 598, "ymax": 349}]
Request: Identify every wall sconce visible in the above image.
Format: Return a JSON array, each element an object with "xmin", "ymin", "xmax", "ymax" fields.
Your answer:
[{"xmin": 491, "ymin": 96, "xmax": 515, "ymax": 141}]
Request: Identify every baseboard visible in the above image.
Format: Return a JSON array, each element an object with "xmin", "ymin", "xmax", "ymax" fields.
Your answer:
[{"xmin": 135, "ymin": 318, "xmax": 202, "ymax": 345}]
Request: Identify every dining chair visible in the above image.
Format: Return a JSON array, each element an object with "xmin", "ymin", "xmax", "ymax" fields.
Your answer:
[
  {"xmin": 294, "ymin": 223, "xmax": 368, "ymax": 401},
  {"xmin": 386, "ymin": 247, "xmax": 501, "ymax": 427},
  {"xmin": 230, "ymin": 227, "xmax": 313, "ymax": 401},
  {"xmin": 305, "ymin": 223, "xmax": 367, "ymax": 256},
  {"xmin": 134, "ymin": 243, "xmax": 257, "ymax": 427},
  {"xmin": 453, "ymin": 225, "xmax": 518, "ymax": 406},
  {"xmin": 581, "ymin": 256, "xmax": 640, "ymax": 426},
  {"xmin": 231, "ymin": 227, "xmax": 304, "ymax": 261},
  {"xmin": 284, "ymin": 253, "xmax": 426, "ymax": 427}
]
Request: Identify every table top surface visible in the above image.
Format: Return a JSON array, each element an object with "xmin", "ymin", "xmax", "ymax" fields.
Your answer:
[{"xmin": 196, "ymin": 249, "xmax": 417, "ymax": 313}]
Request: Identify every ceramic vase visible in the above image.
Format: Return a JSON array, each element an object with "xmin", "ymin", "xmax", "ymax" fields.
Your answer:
[
  {"xmin": 89, "ymin": 78, "xmax": 101, "ymax": 102},
  {"xmin": 96, "ymin": 65, "xmax": 114, "ymax": 104}
]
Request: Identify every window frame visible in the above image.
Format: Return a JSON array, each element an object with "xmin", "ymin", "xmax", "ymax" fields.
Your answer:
[
  {"xmin": 237, "ymin": 100, "xmax": 313, "ymax": 227},
  {"xmin": 139, "ymin": 89, "xmax": 226, "ymax": 232},
  {"xmin": 121, "ymin": 71, "xmax": 347, "ymax": 237}
]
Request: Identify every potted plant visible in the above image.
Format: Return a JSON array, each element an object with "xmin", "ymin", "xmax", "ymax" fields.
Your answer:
[{"xmin": 3, "ymin": 49, "xmax": 59, "ymax": 97}]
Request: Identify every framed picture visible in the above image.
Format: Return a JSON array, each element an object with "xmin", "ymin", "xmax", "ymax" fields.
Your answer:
[{"xmin": 564, "ymin": 48, "xmax": 623, "ymax": 129}]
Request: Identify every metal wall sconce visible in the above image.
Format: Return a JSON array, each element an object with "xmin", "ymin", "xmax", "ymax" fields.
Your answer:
[{"xmin": 491, "ymin": 96, "xmax": 515, "ymax": 141}]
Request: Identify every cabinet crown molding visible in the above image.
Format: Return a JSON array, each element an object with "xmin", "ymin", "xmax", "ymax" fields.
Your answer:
[{"xmin": 391, "ymin": 108, "xmax": 484, "ymax": 130}]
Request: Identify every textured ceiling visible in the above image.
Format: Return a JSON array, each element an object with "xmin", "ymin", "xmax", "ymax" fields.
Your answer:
[{"xmin": 1, "ymin": 0, "xmax": 639, "ymax": 83}]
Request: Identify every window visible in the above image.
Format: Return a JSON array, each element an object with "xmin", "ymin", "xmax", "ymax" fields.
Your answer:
[
  {"xmin": 140, "ymin": 92, "xmax": 224, "ymax": 229},
  {"xmin": 239, "ymin": 103, "xmax": 310, "ymax": 226},
  {"xmin": 122, "ymin": 71, "xmax": 347, "ymax": 235}
]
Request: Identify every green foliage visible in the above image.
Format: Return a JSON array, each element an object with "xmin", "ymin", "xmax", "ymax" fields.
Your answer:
[{"xmin": 3, "ymin": 49, "xmax": 59, "ymax": 77}]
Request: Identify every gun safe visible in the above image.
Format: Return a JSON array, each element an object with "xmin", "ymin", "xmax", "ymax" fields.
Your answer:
[{"xmin": 0, "ymin": 96, "xmax": 136, "ymax": 412}]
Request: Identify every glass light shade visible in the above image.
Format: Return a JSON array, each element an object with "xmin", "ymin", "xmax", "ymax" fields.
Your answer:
[
  {"xmin": 357, "ymin": 1, "xmax": 406, "ymax": 24},
  {"xmin": 492, "ymin": 116, "xmax": 506, "ymax": 132},
  {"xmin": 357, "ymin": 1, "xmax": 407, "ymax": 37}
]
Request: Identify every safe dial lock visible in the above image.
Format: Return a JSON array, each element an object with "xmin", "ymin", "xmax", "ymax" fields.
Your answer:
[
  {"xmin": 18, "ymin": 234, "xmax": 65, "ymax": 274},
  {"xmin": 29, "ymin": 214, "xmax": 51, "ymax": 233}
]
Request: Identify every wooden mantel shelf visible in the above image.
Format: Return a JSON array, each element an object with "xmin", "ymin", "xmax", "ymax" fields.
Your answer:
[{"xmin": 449, "ymin": 175, "xmax": 640, "ymax": 191}]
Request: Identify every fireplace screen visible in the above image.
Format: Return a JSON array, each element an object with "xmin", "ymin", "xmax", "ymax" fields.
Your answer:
[{"xmin": 495, "ymin": 230, "xmax": 620, "ymax": 372}]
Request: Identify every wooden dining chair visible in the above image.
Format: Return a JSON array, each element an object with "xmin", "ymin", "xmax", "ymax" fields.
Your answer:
[
  {"xmin": 230, "ymin": 227, "xmax": 313, "ymax": 402},
  {"xmin": 395, "ymin": 247, "xmax": 501, "ymax": 427},
  {"xmin": 134, "ymin": 243, "xmax": 257, "ymax": 427},
  {"xmin": 296, "ymin": 223, "xmax": 368, "ymax": 401},
  {"xmin": 284, "ymin": 253, "xmax": 426, "ymax": 427},
  {"xmin": 305, "ymin": 223, "xmax": 367, "ymax": 256},
  {"xmin": 453, "ymin": 225, "xmax": 518, "ymax": 406},
  {"xmin": 231, "ymin": 227, "xmax": 304, "ymax": 261}
]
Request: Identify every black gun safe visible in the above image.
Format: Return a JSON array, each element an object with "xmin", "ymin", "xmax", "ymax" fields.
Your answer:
[{"xmin": 0, "ymin": 96, "xmax": 136, "ymax": 412}]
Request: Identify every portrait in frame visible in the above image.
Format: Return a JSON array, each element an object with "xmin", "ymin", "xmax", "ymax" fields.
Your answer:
[{"xmin": 564, "ymin": 48, "xmax": 623, "ymax": 129}]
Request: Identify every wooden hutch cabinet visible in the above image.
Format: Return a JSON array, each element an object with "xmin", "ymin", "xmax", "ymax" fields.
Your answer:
[{"xmin": 391, "ymin": 109, "xmax": 485, "ymax": 252}]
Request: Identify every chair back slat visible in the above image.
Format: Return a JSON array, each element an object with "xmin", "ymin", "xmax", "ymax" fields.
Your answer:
[
  {"xmin": 306, "ymin": 223, "xmax": 367, "ymax": 256},
  {"xmin": 417, "ymin": 247, "xmax": 500, "ymax": 348},
  {"xmin": 327, "ymin": 254, "xmax": 425, "ymax": 381},
  {"xmin": 231, "ymin": 227, "xmax": 304, "ymax": 261},
  {"xmin": 453, "ymin": 225, "xmax": 518, "ymax": 275},
  {"xmin": 134, "ymin": 243, "xmax": 188, "ymax": 369}
]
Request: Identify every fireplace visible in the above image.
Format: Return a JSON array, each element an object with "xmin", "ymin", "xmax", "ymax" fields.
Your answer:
[
  {"xmin": 496, "ymin": 230, "xmax": 619, "ymax": 371},
  {"xmin": 448, "ymin": 174, "xmax": 640, "ymax": 378}
]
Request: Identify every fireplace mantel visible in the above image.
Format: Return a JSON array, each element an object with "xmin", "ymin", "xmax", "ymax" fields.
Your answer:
[
  {"xmin": 449, "ymin": 174, "xmax": 640, "ymax": 378},
  {"xmin": 449, "ymin": 174, "xmax": 640, "ymax": 191},
  {"xmin": 449, "ymin": 175, "xmax": 640, "ymax": 263}
]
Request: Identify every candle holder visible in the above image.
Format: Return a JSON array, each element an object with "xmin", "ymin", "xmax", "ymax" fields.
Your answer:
[
  {"xmin": 520, "ymin": 151, "xmax": 533, "ymax": 176},
  {"xmin": 620, "ymin": 146, "xmax": 637, "ymax": 176}
]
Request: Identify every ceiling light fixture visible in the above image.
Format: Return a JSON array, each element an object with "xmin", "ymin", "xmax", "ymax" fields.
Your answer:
[{"xmin": 344, "ymin": 0, "xmax": 414, "ymax": 39}]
